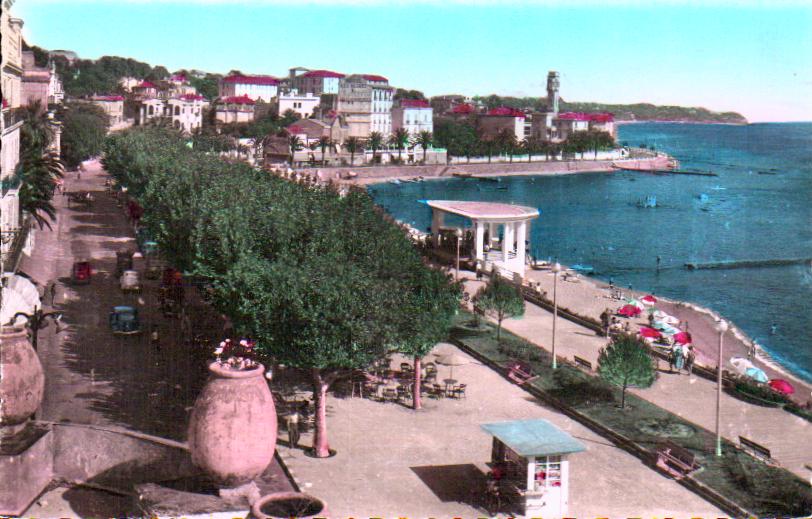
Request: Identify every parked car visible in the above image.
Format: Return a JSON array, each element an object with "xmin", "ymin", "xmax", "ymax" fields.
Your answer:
[
  {"xmin": 109, "ymin": 306, "xmax": 141, "ymax": 335},
  {"xmin": 71, "ymin": 261, "xmax": 92, "ymax": 285},
  {"xmin": 120, "ymin": 270, "xmax": 141, "ymax": 293}
]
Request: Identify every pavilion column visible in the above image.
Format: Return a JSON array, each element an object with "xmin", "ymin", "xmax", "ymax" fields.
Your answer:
[
  {"xmin": 474, "ymin": 220, "xmax": 485, "ymax": 261},
  {"xmin": 503, "ymin": 222, "xmax": 513, "ymax": 263},
  {"xmin": 488, "ymin": 223, "xmax": 497, "ymax": 248},
  {"xmin": 516, "ymin": 220, "xmax": 527, "ymax": 271},
  {"xmin": 431, "ymin": 209, "xmax": 444, "ymax": 249}
]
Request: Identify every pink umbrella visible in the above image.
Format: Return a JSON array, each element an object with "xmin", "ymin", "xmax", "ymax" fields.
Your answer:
[
  {"xmin": 769, "ymin": 379, "xmax": 794, "ymax": 395},
  {"xmin": 618, "ymin": 305, "xmax": 641, "ymax": 317},
  {"xmin": 639, "ymin": 327, "xmax": 662, "ymax": 339},
  {"xmin": 673, "ymin": 331, "xmax": 692, "ymax": 345},
  {"xmin": 641, "ymin": 294, "xmax": 658, "ymax": 304}
]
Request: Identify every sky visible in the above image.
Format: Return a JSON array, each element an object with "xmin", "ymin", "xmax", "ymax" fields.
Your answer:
[{"xmin": 13, "ymin": 0, "xmax": 812, "ymax": 122}]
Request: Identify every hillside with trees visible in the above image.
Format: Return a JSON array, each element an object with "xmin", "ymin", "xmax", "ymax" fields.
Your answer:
[{"xmin": 469, "ymin": 95, "xmax": 747, "ymax": 124}]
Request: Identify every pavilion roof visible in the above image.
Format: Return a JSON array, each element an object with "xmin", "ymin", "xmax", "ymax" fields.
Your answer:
[
  {"xmin": 424, "ymin": 200, "xmax": 539, "ymax": 221},
  {"xmin": 481, "ymin": 419, "xmax": 586, "ymax": 457}
]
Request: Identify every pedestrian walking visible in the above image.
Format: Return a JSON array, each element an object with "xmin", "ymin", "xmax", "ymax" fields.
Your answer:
[
  {"xmin": 656, "ymin": 255, "xmax": 661, "ymax": 271},
  {"xmin": 150, "ymin": 324, "xmax": 160, "ymax": 352},
  {"xmin": 286, "ymin": 409, "xmax": 301, "ymax": 448},
  {"xmin": 748, "ymin": 341, "xmax": 757, "ymax": 360},
  {"xmin": 685, "ymin": 345, "xmax": 696, "ymax": 375},
  {"xmin": 673, "ymin": 343, "xmax": 685, "ymax": 374}
]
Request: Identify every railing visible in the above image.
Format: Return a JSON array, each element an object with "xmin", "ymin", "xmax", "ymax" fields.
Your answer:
[
  {"xmin": 0, "ymin": 217, "xmax": 30, "ymax": 274},
  {"xmin": 2, "ymin": 107, "xmax": 25, "ymax": 130}
]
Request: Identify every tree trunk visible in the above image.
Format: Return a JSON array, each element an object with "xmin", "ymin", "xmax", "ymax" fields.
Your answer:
[
  {"xmin": 350, "ymin": 152, "xmax": 355, "ymax": 166},
  {"xmin": 412, "ymin": 356, "xmax": 422, "ymax": 410},
  {"xmin": 423, "ymin": 148, "xmax": 427, "ymax": 163},
  {"xmin": 621, "ymin": 381, "xmax": 627, "ymax": 409},
  {"xmin": 311, "ymin": 369, "xmax": 331, "ymax": 457},
  {"xmin": 496, "ymin": 318, "xmax": 502, "ymax": 341}
]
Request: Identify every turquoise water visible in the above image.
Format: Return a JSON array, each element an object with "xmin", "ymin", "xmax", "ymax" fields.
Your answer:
[{"xmin": 369, "ymin": 122, "xmax": 812, "ymax": 383}]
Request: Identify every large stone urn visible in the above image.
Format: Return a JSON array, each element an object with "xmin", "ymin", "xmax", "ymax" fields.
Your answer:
[
  {"xmin": 0, "ymin": 327, "xmax": 44, "ymax": 436},
  {"xmin": 188, "ymin": 362, "xmax": 277, "ymax": 488}
]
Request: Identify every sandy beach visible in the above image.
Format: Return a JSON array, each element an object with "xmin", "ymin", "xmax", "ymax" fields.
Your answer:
[{"xmin": 523, "ymin": 266, "xmax": 812, "ymax": 405}]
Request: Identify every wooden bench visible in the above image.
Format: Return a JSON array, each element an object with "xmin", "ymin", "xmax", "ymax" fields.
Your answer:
[
  {"xmin": 655, "ymin": 440, "xmax": 700, "ymax": 480},
  {"xmin": 739, "ymin": 436, "xmax": 779, "ymax": 466},
  {"xmin": 506, "ymin": 361, "xmax": 539, "ymax": 386},
  {"xmin": 573, "ymin": 355, "xmax": 593, "ymax": 371}
]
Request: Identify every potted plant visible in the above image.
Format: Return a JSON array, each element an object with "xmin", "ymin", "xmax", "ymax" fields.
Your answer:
[{"xmin": 187, "ymin": 338, "xmax": 278, "ymax": 489}]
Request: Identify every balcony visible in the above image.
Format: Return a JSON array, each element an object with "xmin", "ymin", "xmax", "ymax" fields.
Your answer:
[{"xmin": 2, "ymin": 107, "xmax": 25, "ymax": 132}]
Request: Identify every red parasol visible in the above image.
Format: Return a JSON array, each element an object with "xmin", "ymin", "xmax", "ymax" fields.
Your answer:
[
  {"xmin": 639, "ymin": 327, "xmax": 662, "ymax": 339},
  {"xmin": 768, "ymin": 379, "xmax": 794, "ymax": 395},
  {"xmin": 673, "ymin": 331, "xmax": 692, "ymax": 344},
  {"xmin": 618, "ymin": 305, "xmax": 641, "ymax": 317},
  {"xmin": 641, "ymin": 294, "xmax": 658, "ymax": 303}
]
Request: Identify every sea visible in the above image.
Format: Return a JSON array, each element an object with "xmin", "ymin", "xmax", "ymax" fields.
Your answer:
[{"xmin": 369, "ymin": 122, "xmax": 812, "ymax": 383}]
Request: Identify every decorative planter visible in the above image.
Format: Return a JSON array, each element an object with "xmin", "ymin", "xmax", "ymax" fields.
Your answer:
[
  {"xmin": 249, "ymin": 492, "xmax": 326, "ymax": 519},
  {"xmin": 730, "ymin": 386, "xmax": 786, "ymax": 408},
  {"xmin": 0, "ymin": 327, "xmax": 44, "ymax": 435},
  {"xmin": 187, "ymin": 362, "xmax": 277, "ymax": 487}
]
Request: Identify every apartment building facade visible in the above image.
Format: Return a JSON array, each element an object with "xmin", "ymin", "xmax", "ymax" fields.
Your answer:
[
  {"xmin": 1, "ymin": 10, "xmax": 25, "ymax": 252},
  {"xmin": 392, "ymin": 99, "xmax": 433, "ymax": 137},
  {"xmin": 219, "ymin": 74, "xmax": 279, "ymax": 102},
  {"xmin": 336, "ymin": 74, "xmax": 393, "ymax": 138}
]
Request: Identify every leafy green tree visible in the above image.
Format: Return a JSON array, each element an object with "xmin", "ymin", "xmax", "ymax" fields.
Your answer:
[
  {"xmin": 522, "ymin": 137, "xmax": 537, "ymax": 163},
  {"xmin": 367, "ymin": 132, "xmax": 384, "ymax": 164},
  {"xmin": 597, "ymin": 333, "xmax": 656, "ymax": 409},
  {"xmin": 344, "ymin": 136, "xmax": 362, "ymax": 166},
  {"xmin": 281, "ymin": 109, "xmax": 299, "ymax": 127},
  {"xmin": 474, "ymin": 275, "xmax": 525, "ymax": 341},
  {"xmin": 58, "ymin": 102, "xmax": 109, "ymax": 169},
  {"xmin": 20, "ymin": 101, "xmax": 54, "ymax": 153},
  {"xmin": 188, "ymin": 73, "xmax": 221, "ymax": 100},
  {"xmin": 414, "ymin": 131, "xmax": 433, "ymax": 163},
  {"xmin": 393, "ymin": 89, "xmax": 426, "ymax": 101},
  {"xmin": 497, "ymin": 129, "xmax": 517, "ymax": 163},
  {"xmin": 389, "ymin": 128, "xmax": 410, "ymax": 163}
]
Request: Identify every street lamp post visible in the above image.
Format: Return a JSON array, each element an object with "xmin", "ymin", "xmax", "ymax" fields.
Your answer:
[
  {"xmin": 551, "ymin": 262, "xmax": 561, "ymax": 369},
  {"xmin": 7, "ymin": 306, "xmax": 63, "ymax": 351},
  {"xmin": 455, "ymin": 228, "xmax": 462, "ymax": 281},
  {"xmin": 715, "ymin": 319, "xmax": 729, "ymax": 457}
]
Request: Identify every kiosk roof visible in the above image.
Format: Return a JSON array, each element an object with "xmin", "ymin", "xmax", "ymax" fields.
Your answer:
[
  {"xmin": 424, "ymin": 200, "xmax": 539, "ymax": 221},
  {"xmin": 481, "ymin": 419, "xmax": 586, "ymax": 457}
]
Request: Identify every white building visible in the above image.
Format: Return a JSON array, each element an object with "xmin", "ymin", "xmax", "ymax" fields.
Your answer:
[
  {"xmin": 392, "ymin": 99, "xmax": 433, "ymax": 137},
  {"xmin": 218, "ymin": 74, "xmax": 279, "ymax": 102},
  {"xmin": 1, "ymin": 11, "xmax": 25, "ymax": 252},
  {"xmin": 48, "ymin": 63, "xmax": 64, "ymax": 104},
  {"xmin": 119, "ymin": 76, "xmax": 141, "ymax": 92},
  {"xmin": 136, "ymin": 94, "xmax": 207, "ymax": 134},
  {"xmin": 91, "ymin": 95, "xmax": 125, "ymax": 126},
  {"xmin": 290, "ymin": 69, "xmax": 344, "ymax": 96},
  {"xmin": 336, "ymin": 74, "xmax": 393, "ymax": 138},
  {"xmin": 278, "ymin": 90, "xmax": 319, "ymax": 119}
]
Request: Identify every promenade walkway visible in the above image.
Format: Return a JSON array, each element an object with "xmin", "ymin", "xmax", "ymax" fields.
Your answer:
[
  {"xmin": 276, "ymin": 343, "xmax": 723, "ymax": 517},
  {"xmin": 463, "ymin": 272, "xmax": 812, "ymax": 480}
]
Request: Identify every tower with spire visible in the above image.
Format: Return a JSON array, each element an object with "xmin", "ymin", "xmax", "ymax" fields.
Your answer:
[{"xmin": 547, "ymin": 71, "xmax": 560, "ymax": 114}]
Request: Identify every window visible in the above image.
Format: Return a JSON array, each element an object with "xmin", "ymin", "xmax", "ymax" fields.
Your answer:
[
  {"xmin": 175, "ymin": 106, "xmax": 180, "ymax": 116},
  {"xmin": 148, "ymin": 105, "xmax": 154, "ymax": 115},
  {"xmin": 534, "ymin": 456, "xmax": 562, "ymax": 491}
]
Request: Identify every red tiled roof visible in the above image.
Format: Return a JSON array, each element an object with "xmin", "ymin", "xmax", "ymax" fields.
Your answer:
[
  {"xmin": 221, "ymin": 94, "xmax": 255, "ymax": 105},
  {"xmin": 362, "ymin": 74, "xmax": 388, "ymax": 82},
  {"xmin": 451, "ymin": 103, "xmax": 474, "ymax": 114},
  {"xmin": 557, "ymin": 112, "xmax": 614, "ymax": 122},
  {"xmin": 287, "ymin": 124, "xmax": 304, "ymax": 134},
  {"xmin": 400, "ymin": 99, "xmax": 431, "ymax": 108},
  {"xmin": 137, "ymin": 81, "xmax": 157, "ymax": 89},
  {"xmin": 92, "ymin": 95, "xmax": 125, "ymax": 102},
  {"xmin": 222, "ymin": 74, "xmax": 279, "ymax": 86},
  {"xmin": 179, "ymin": 93, "xmax": 205, "ymax": 101},
  {"xmin": 170, "ymin": 74, "xmax": 187, "ymax": 82},
  {"xmin": 486, "ymin": 107, "xmax": 526, "ymax": 118},
  {"xmin": 302, "ymin": 69, "xmax": 344, "ymax": 79}
]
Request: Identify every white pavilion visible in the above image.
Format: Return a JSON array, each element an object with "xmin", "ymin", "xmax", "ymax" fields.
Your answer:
[{"xmin": 425, "ymin": 200, "xmax": 540, "ymax": 278}]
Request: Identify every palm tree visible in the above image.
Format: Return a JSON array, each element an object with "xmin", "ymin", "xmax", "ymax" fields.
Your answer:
[
  {"xmin": 20, "ymin": 101, "xmax": 54, "ymax": 153},
  {"xmin": 522, "ymin": 137, "xmax": 537, "ymax": 163},
  {"xmin": 317, "ymin": 136, "xmax": 332, "ymax": 166},
  {"xmin": 414, "ymin": 131, "xmax": 433, "ymax": 163},
  {"xmin": 390, "ymin": 128, "xmax": 410, "ymax": 163},
  {"xmin": 288, "ymin": 134, "xmax": 303, "ymax": 165},
  {"xmin": 497, "ymin": 129, "xmax": 517, "ymax": 163},
  {"xmin": 14, "ymin": 150, "xmax": 65, "ymax": 230},
  {"xmin": 345, "ymin": 136, "xmax": 362, "ymax": 166},
  {"xmin": 367, "ymin": 131, "xmax": 384, "ymax": 164}
]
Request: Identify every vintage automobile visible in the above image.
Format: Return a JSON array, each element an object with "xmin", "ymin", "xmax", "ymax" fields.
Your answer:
[
  {"xmin": 120, "ymin": 270, "xmax": 141, "ymax": 293},
  {"xmin": 109, "ymin": 306, "xmax": 141, "ymax": 335},
  {"xmin": 71, "ymin": 260, "xmax": 92, "ymax": 285},
  {"xmin": 116, "ymin": 250, "xmax": 134, "ymax": 277}
]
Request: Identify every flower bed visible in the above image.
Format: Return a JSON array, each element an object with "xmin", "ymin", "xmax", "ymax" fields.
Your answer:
[
  {"xmin": 449, "ymin": 311, "xmax": 812, "ymax": 518},
  {"xmin": 730, "ymin": 378, "xmax": 791, "ymax": 408}
]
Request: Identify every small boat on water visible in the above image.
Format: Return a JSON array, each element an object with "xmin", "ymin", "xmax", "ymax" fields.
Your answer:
[
  {"xmin": 636, "ymin": 195, "xmax": 658, "ymax": 208},
  {"xmin": 570, "ymin": 264, "xmax": 594, "ymax": 274},
  {"xmin": 475, "ymin": 176, "xmax": 501, "ymax": 183},
  {"xmin": 389, "ymin": 179, "xmax": 402, "ymax": 185},
  {"xmin": 452, "ymin": 171, "xmax": 472, "ymax": 178},
  {"xmin": 758, "ymin": 170, "xmax": 778, "ymax": 175}
]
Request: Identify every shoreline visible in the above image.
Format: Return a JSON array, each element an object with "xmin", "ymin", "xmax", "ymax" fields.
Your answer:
[{"xmin": 543, "ymin": 268, "xmax": 812, "ymax": 403}]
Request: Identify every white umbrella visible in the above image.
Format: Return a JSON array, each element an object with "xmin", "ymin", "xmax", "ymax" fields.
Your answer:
[
  {"xmin": 1, "ymin": 274, "xmax": 42, "ymax": 326},
  {"xmin": 729, "ymin": 356, "xmax": 755, "ymax": 375},
  {"xmin": 435, "ymin": 351, "xmax": 467, "ymax": 381}
]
